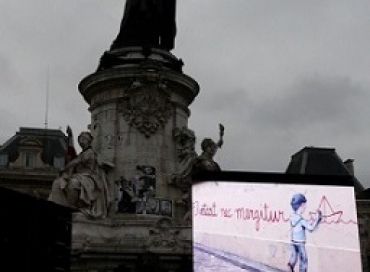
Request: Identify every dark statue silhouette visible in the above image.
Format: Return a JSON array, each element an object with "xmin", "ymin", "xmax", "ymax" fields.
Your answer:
[
  {"xmin": 97, "ymin": 0, "xmax": 179, "ymax": 71},
  {"xmin": 111, "ymin": 0, "xmax": 177, "ymax": 51}
]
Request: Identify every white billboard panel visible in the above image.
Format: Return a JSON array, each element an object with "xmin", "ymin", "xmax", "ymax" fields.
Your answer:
[{"xmin": 193, "ymin": 180, "xmax": 362, "ymax": 272}]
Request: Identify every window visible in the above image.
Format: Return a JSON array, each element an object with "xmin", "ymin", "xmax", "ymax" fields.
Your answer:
[
  {"xmin": 25, "ymin": 152, "xmax": 35, "ymax": 168},
  {"xmin": 0, "ymin": 154, "xmax": 8, "ymax": 168}
]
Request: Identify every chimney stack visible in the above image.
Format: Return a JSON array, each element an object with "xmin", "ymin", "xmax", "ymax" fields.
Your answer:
[{"xmin": 344, "ymin": 159, "xmax": 354, "ymax": 176}]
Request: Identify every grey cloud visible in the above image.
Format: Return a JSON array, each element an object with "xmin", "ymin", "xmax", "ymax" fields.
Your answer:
[
  {"xmin": 0, "ymin": 55, "xmax": 21, "ymax": 92},
  {"xmin": 250, "ymin": 76, "xmax": 368, "ymax": 132},
  {"xmin": 2, "ymin": 0, "xmax": 370, "ymax": 187},
  {"xmin": 190, "ymin": 75, "xmax": 370, "ymax": 187}
]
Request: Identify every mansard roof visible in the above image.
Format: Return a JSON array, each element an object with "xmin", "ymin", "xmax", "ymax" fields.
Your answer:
[
  {"xmin": 0, "ymin": 127, "xmax": 66, "ymax": 167},
  {"xmin": 286, "ymin": 146, "xmax": 364, "ymax": 193}
]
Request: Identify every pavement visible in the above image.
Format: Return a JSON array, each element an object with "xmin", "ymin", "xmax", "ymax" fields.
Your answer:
[{"xmin": 194, "ymin": 243, "xmax": 286, "ymax": 272}]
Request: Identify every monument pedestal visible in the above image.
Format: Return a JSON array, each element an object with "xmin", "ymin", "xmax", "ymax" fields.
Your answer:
[
  {"xmin": 71, "ymin": 213, "xmax": 192, "ymax": 271},
  {"xmin": 79, "ymin": 48, "xmax": 198, "ymax": 219},
  {"xmin": 74, "ymin": 48, "xmax": 198, "ymax": 271}
]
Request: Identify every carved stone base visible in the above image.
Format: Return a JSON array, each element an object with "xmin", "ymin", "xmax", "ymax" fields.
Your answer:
[
  {"xmin": 79, "ymin": 48, "xmax": 199, "ymax": 223},
  {"xmin": 71, "ymin": 213, "xmax": 192, "ymax": 272}
]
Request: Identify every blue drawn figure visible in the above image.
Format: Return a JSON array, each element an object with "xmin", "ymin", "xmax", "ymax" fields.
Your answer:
[{"xmin": 288, "ymin": 194, "xmax": 322, "ymax": 272}]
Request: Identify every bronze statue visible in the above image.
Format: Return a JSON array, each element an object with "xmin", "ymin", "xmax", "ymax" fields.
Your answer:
[
  {"xmin": 111, "ymin": 0, "xmax": 177, "ymax": 51},
  {"xmin": 192, "ymin": 124, "xmax": 224, "ymax": 174},
  {"xmin": 48, "ymin": 132, "xmax": 112, "ymax": 218}
]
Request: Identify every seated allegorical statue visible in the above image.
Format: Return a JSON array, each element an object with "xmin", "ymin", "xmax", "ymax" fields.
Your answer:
[{"xmin": 48, "ymin": 131, "xmax": 111, "ymax": 219}]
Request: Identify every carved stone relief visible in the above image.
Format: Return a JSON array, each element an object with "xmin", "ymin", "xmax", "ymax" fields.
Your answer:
[
  {"xmin": 173, "ymin": 127, "xmax": 197, "ymax": 164},
  {"xmin": 171, "ymin": 127, "xmax": 197, "ymax": 224},
  {"xmin": 104, "ymin": 134, "xmax": 115, "ymax": 149},
  {"xmin": 120, "ymin": 82, "xmax": 173, "ymax": 137},
  {"xmin": 171, "ymin": 125, "xmax": 225, "ymax": 224},
  {"xmin": 146, "ymin": 218, "xmax": 180, "ymax": 252}
]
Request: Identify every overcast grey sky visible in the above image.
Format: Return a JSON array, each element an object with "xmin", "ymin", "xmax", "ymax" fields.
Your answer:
[{"xmin": 1, "ymin": 0, "xmax": 370, "ymax": 187}]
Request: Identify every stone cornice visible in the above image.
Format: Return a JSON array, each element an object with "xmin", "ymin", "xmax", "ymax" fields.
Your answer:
[
  {"xmin": 0, "ymin": 169, "xmax": 57, "ymax": 181},
  {"xmin": 79, "ymin": 67, "xmax": 199, "ymax": 105}
]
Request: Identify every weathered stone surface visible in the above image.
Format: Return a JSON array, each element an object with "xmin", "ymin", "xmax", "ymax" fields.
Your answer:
[
  {"xmin": 79, "ymin": 48, "xmax": 199, "ymax": 223},
  {"xmin": 49, "ymin": 132, "xmax": 113, "ymax": 219},
  {"xmin": 71, "ymin": 213, "xmax": 191, "ymax": 271},
  {"xmin": 72, "ymin": 47, "xmax": 198, "ymax": 271}
]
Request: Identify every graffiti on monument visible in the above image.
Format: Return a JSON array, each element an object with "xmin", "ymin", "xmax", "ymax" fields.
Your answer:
[{"xmin": 116, "ymin": 165, "xmax": 173, "ymax": 217}]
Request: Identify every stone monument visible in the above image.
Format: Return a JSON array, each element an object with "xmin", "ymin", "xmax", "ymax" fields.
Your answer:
[
  {"xmin": 49, "ymin": 131, "xmax": 112, "ymax": 219},
  {"xmin": 66, "ymin": 1, "xmax": 223, "ymax": 271}
]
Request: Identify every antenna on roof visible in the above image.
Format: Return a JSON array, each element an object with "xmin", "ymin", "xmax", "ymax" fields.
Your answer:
[{"xmin": 44, "ymin": 66, "xmax": 50, "ymax": 129}]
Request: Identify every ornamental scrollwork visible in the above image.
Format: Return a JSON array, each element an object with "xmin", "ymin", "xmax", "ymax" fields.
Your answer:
[{"xmin": 120, "ymin": 84, "xmax": 173, "ymax": 137}]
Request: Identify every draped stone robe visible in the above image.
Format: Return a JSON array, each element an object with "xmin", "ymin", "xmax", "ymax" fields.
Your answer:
[{"xmin": 49, "ymin": 147, "xmax": 111, "ymax": 219}]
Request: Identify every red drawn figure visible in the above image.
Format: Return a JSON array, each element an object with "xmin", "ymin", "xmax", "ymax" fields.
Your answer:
[{"xmin": 308, "ymin": 195, "xmax": 357, "ymax": 225}]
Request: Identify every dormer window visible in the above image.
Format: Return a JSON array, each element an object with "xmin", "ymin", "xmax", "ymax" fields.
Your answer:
[
  {"xmin": 0, "ymin": 154, "xmax": 8, "ymax": 168},
  {"xmin": 24, "ymin": 152, "xmax": 35, "ymax": 169},
  {"xmin": 0, "ymin": 128, "xmax": 68, "ymax": 171}
]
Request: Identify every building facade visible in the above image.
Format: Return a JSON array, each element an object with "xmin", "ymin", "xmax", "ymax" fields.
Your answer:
[{"xmin": 0, "ymin": 127, "xmax": 67, "ymax": 199}]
